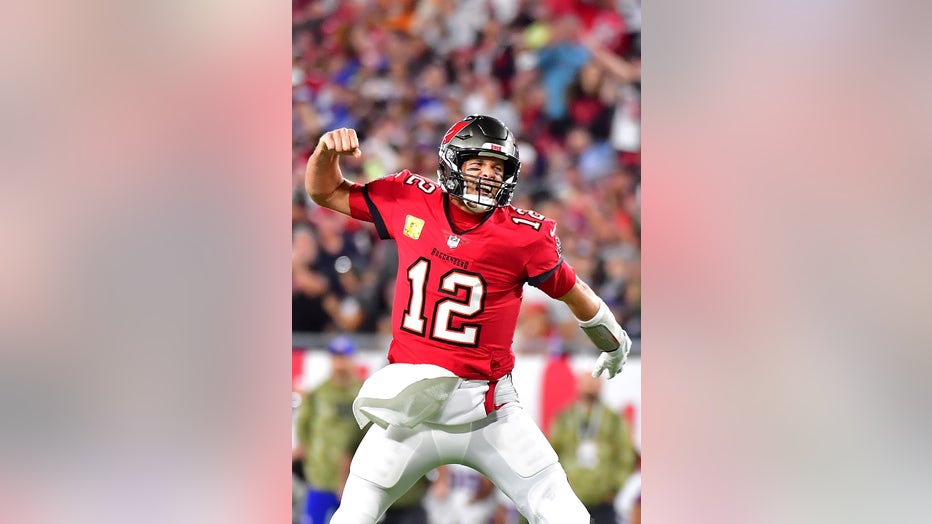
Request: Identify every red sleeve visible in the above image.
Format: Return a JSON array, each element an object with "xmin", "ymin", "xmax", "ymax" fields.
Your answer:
[
  {"xmin": 527, "ymin": 218, "xmax": 576, "ymax": 298},
  {"xmin": 347, "ymin": 171, "xmax": 413, "ymax": 239},
  {"xmin": 534, "ymin": 259, "xmax": 577, "ymax": 299},
  {"xmin": 348, "ymin": 183, "xmax": 371, "ymax": 221}
]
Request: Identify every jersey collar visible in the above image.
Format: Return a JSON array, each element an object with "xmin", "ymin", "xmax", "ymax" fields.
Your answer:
[{"xmin": 443, "ymin": 194, "xmax": 496, "ymax": 236}]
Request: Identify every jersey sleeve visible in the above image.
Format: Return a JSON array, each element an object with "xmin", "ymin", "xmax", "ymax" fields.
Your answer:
[
  {"xmin": 526, "ymin": 219, "xmax": 578, "ymax": 299},
  {"xmin": 347, "ymin": 171, "xmax": 414, "ymax": 239}
]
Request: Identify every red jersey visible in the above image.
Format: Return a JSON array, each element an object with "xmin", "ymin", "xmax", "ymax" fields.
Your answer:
[{"xmin": 348, "ymin": 171, "xmax": 577, "ymax": 381}]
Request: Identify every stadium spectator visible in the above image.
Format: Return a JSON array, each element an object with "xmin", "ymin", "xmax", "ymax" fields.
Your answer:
[
  {"xmin": 549, "ymin": 370, "xmax": 637, "ymax": 523},
  {"xmin": 293, "ymin": 226, "xmax": 332, "ymax": 332},
  {"xmin": 293, "ymin": 336, "xmax": 367, "ymax": 524}
]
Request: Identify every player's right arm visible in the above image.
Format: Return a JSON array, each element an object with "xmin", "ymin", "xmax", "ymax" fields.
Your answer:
[{"xmin": 305, "ymin": 127, "xmax": 361, "ymax": 216}]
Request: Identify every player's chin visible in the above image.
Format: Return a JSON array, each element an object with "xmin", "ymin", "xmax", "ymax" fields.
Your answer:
[{"xmin": 463, "ymin": 198, "xmax": 493, "ymax": 213}]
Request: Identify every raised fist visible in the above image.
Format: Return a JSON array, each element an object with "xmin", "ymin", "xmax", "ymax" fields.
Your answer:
[{"xmin": 317, "ymin": 128, "xmax": 361, "ymax": 157}]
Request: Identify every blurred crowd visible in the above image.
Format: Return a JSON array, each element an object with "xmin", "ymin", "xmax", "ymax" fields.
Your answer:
[{"xmin": 292, "ymin": 0, "xmax": 642, "ymax": 351}]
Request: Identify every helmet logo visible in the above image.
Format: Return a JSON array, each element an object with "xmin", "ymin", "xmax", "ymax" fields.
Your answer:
[
  {"xmin": 441, "ymin": 120, "xmax": 471, "ymax": 145},
  {"xmin": 489, "ymin": 144, "xmax": 502, "ymax": 151}
]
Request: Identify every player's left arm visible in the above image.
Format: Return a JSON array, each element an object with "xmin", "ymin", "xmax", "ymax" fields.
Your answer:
[
  {"xmin": 557, "ymin": 277, "xmax": 632, "ymax": 379},
  {"xmin": 524, "ymin": 216, "xmax": 632, "ymax": 379}
]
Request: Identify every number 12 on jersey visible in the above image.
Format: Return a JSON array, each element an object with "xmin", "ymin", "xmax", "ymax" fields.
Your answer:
[{"xmin": 401, "ymin": 258, "xmax": 486, "ymax": 347}]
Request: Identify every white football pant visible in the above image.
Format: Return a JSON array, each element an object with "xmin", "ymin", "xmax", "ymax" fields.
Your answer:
[{"xmin": 330, "ymin": 403, "xmax": 590, "ymax": 524}]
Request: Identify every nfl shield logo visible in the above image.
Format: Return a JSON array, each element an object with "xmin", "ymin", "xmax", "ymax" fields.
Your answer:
[{"xmin": 447, "ymin": 235, "xmax": 460, "ymax": 249}]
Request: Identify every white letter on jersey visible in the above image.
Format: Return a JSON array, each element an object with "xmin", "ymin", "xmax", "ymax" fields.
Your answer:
[{"xmin": 402, "ymin": 258, "xmax": 429, "ymax": 334}]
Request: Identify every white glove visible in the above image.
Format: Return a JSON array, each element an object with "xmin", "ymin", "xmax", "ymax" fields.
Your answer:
[{"xmin": 591, "ymin": 331, "xmax": 631, "ymax": 379}]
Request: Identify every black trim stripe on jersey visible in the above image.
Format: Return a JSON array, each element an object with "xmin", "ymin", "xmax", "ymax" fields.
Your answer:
[
  {"xmin": 527, "ymin": 257, "xmax": 565, "ymax": 286},
  {"xmin": 442, "ymin": 195, "xmax": 495, "ymax": 236},
  {"xmin": 362, "ymin": 185, "xmax": 391, "ymax": 239}
]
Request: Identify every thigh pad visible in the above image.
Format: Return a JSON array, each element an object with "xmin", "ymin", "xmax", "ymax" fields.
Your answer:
[{"xmin": 350, "ymin": 426, "xmax": 421, "ymax": 489}]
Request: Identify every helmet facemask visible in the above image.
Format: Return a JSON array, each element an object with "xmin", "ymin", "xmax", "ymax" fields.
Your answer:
[
  {"xmin": 437, "ymin": 115, "xmax": 520, "ymax": 212},
  {"xmin": 441, "ymin": 150, "xmax": 518, "ymax": 211}
]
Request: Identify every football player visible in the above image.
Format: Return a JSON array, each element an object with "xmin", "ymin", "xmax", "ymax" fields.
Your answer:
[{"xmin": 306, "ymin": 115, "xmax": 632, "ymax": 524}]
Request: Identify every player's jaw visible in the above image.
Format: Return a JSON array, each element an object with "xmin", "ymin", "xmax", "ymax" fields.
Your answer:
[{"xmin": 460, "ymin": 174, "xmax": 502, "ymax": 212}]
